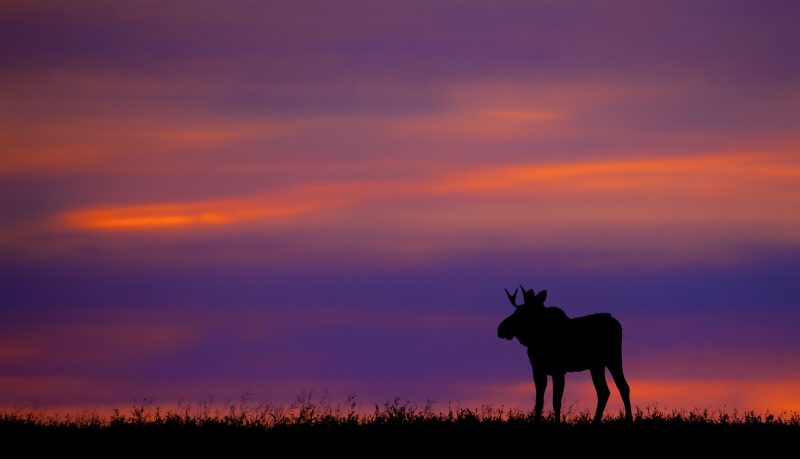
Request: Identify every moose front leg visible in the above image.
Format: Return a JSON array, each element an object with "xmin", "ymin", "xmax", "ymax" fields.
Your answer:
[
  {"xmin": 552, "ymin": 372, "xmax": 565, "ymax": 424},
  {"xmin": 532, "ymin": 368, "xmax": 548, "ymax": 422}
]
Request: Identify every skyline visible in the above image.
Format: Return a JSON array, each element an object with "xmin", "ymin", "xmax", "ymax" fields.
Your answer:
[{"xmin": 2, "ymin": 1, "xmax": 800, "ymax": 414}]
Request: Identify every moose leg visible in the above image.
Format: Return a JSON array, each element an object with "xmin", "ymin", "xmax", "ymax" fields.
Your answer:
[
  {"xmin": 608, "ymin": 360, "xmax": 633, "ymax": 422},
  {"xmin": 552, "ymin": 372, "xmax": 565, "ymax": 424},
  {"xmin": 590, "ymin": 366, "xmax": 610, "ymax": 424},
  {"xmin": 532, "ymin": 368, "xmax": 548, "ymax": 422}
]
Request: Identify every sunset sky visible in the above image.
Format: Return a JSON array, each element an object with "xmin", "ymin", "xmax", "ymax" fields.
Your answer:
[{"xmin": 2, "ymin": 1, "xmax": 800, "ymax": 414}]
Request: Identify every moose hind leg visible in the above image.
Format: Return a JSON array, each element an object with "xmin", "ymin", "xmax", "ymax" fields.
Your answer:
[
  {"xmin": 608, "ymin": 360, "xmax": 632, "ymax": 422},
  {"xmin": 590, "ymin": 366, "xmax": 610, "ymax": 424}
]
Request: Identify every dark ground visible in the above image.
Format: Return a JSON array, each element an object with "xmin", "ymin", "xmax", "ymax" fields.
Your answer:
[{"xmin": 3, "ymin": 404, "xmax": 798, "ymax": 456}]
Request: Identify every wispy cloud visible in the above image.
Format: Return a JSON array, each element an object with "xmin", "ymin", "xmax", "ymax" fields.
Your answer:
[{"xmin": 44, "ymin": 151, "xmax": 800, "ymax": 266}]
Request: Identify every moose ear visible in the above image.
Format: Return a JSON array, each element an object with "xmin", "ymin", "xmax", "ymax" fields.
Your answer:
[{"xmin": 536, "ymin": 290, "xmax": 547, "ymax": 304}]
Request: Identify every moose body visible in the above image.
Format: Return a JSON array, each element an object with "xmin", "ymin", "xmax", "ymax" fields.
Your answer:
[{"xmin": 498, "ymin": 287, "xmax": 632, "ymax": 423}]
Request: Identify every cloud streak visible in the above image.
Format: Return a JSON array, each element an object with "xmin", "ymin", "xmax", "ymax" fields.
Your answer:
[{"xmin": 43, "ymin": 151, "xmax": 800, "ymax": 266}]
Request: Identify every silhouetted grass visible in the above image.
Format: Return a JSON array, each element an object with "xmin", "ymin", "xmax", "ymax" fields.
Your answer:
[{"xmin": 3, "ymin": 395, "xmax": 799, "ymax": 455}]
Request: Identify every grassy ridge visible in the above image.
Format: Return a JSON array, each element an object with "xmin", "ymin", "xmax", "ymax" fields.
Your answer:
[{"xmin": 3, "ymin": 398, "xmax": 799, "ymax": 455}]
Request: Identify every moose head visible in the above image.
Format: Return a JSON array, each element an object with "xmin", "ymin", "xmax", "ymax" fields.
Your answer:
[{"xmin": 496, "ymin": 285, "xmax": 547, "ymax": 343}]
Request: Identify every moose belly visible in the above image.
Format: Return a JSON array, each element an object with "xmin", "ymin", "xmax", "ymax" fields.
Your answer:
[{"xmin": 527, "ymin": 341, "xmax": 609, "ymax": 374}]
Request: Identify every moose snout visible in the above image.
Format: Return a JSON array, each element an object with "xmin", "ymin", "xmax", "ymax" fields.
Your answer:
[{"xmin": 497, "ymin": 322, "xmax": 514, "ymax": 340}]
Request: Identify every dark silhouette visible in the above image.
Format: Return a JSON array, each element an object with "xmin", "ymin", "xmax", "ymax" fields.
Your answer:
[{"xmin": 497, "ymin": 285, "xmax": 632, "ymax": 423}]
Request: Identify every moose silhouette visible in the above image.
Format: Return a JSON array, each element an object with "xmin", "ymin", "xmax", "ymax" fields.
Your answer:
[{"xmin": 497, "ymin": 286, "xmax": 632, "ymax": 423}]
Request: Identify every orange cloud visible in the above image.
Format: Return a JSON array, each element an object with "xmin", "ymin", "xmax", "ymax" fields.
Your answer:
[
  {"xmin": 28, "ymin": 150, "xmax": 799, "ymax": 265},
  {"xmin": 432, "ymin": 152, "xmax": 797, "ymax": 193},
  {"xmin": 62, "ymin": 199, "xmax": 311, "ymax": 230},
  {"xmin": 54, "ymin": 151, "xmax": 800, "ymax": 234}
]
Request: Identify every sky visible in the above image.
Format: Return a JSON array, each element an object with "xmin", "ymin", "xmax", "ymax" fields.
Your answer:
[{"xmin": 2, "ymin": 1, "xmax": 800, "ymax": 415}]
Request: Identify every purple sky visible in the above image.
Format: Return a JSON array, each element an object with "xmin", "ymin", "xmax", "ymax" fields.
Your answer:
[{"xmin": 1, "ymin": 1, "xmax": 800, "ymax": 413}]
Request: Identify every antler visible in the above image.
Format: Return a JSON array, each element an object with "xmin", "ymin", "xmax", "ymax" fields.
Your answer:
[{"xmin": 504, "ymin": 287, "xmax": 520, "ymax": 308}]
